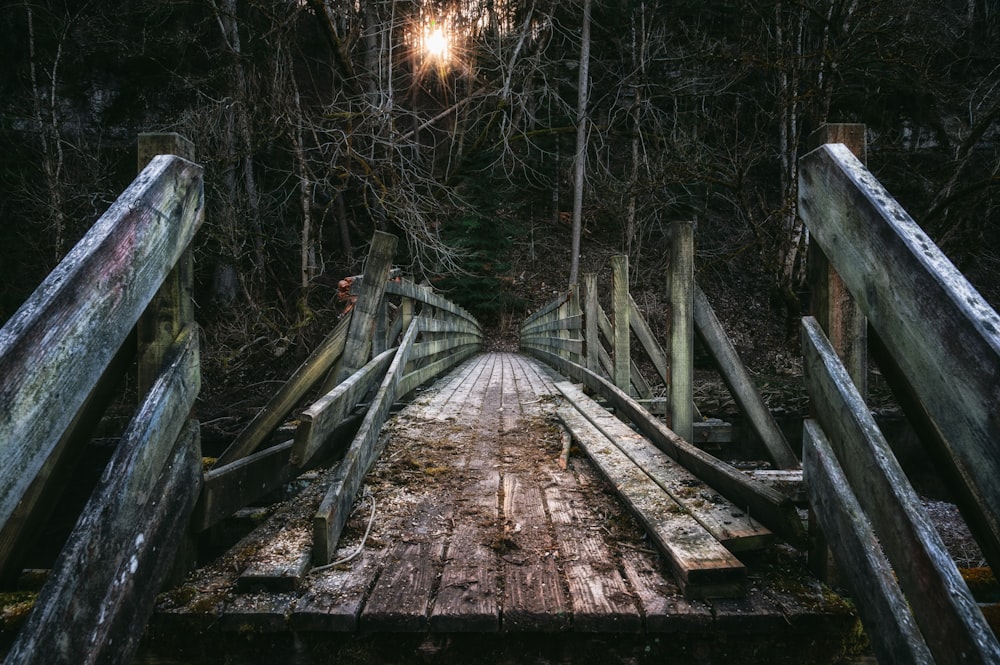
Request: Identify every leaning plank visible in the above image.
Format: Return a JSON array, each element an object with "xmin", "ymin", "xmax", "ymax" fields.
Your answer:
[
  {"xmin": 556, "ymin": 405, "xmax": 746, "ymax": 599},
  {"xmin": 4, "ymin": 327, "xmax": 202, "ymax": 665},
  {"xmin": 313, "ymin": 318, "xmax": 419, "ymax": 563},
  {"xmin": 628, "ymin": 293, "xmax": 669, "ymax": 387},
  {"xmin": 800, "ymin": 143, "xmax": 1000, "ymax": 573},
  {"xmin": 328, "ymin": 231, "xmax": 398, "ymax": 388},
  {"xmin": 193, "ymin": 440, "xmax": 295, "ymax": 532},
  {"xmin": 693, "ymin": 284, "xmax": 799, "ymax": 469},
  {"xmin": 215, "ymin": 314, "xmax": 351, "ymax": 467},
  {"xmin": 0, "ymin": 154, "xmax": 203, "ymax": 535},
  {"xmin": 556, "ymin": 383, "xmax": 772, "ymax": 552},
  {"xmin": 802, "ymin": 420, "xmax": 933, "ymax": 665},
  {"xmin": 802, "ymin": 316, "xmax": 1000, "ymax": 664},
  {"xmin": 293, "ymin": 347, "xmax": 396, "ymax": 468},
  {"xmin": 525, "ymin": 346, "xmax": 805, "ymax": 546}
]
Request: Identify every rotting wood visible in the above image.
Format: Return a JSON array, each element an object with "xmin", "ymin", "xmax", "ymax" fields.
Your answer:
[
  {"xmin": 0, "ymin": 154, "xmax": 203, "ymax": 536},
  {"xmin": 313, "ymin": 318, "xmax": 419, "ymax": 563},
  {"xmin": 556, "ymin": 382, "xmax": 773, "ymax": 552},
  {"xmin": 293, "ymin": 347, "xmax": 396, "ymax": 468},
  {"xmin": 583, "ymin": 274, "xmax": 600, "ymax": 373},
  {"xmin": 802, "ymin": 420, "xmax": 933, "ymax": 665},
  {"xmin": 668, "ymin": 221, "xmax": 694, "ymax": 442},
  {"xmin": 693, "ymin": 284, "xmax": 799, "ymax": 469},
  {"xmin": 612, "ymin": 255, "xmax": 631, "ymax": 394},
  {"xmin": 136, "ymin": 133, "xmax": 198, "ymax": 399},
  {"xmin": 618, "ymin": 547, "xmax": 713, "ymax": 633},
  {"xmin": 556, "ymin": 405, "xmax": 747, "ymax": 600},
  {"xmin": 0, "ymin": 330, "xmax": 136, "ymax": 583},
  {"xmin": 544, "ymin": 471, "xmax": 642, "ymax": 632},
  {"xmin": 799, "ymin": 142, "xmax": 1000, "ymax": 574},
  {"xmin": 805, "ymin": 124, "xmax": 868, "ymax": 398},
  {"xmin": 4, "ymin": 322, "xmax": 202, "ymax": 665},
  {"xmin": 236, "ymin": 521, "xmax": 312, "ymax": 593},
  {"xmin": 193, "ymin": 440, "xmax": 295, "ymax": 532},
  {"xmin": 291, "ymin": 552, "xmax": 375, "ymax": 632},
  {"xmin": 326, "ymin": 231, "xmax": 398, "ymax": 390},
  {"xmin": 501, "ymin": 473, "xmax": 571, "ymax": 631},
  {"xmin": 802, "ymin": 316, "xmax": 1000, "ymax": 664},
  {"xmin": 524, "ymin": 346, "xmax": 805, "ymax": 546},
  {"xmin": 215, "ymin": 314, "xmax": 351, "ymax": 467}
]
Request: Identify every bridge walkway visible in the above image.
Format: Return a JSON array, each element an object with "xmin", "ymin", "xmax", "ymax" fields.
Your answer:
[{"xmin": 142, "ymin": 352, "xmax": 857, "ymax": 663}]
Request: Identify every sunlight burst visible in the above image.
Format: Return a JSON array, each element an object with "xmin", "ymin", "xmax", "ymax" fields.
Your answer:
[{"xmin": 423, "ymin": 21, "xmax": 450, "ymax": 62}]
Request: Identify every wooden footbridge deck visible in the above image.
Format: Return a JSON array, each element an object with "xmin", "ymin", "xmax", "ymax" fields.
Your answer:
[
  {"xmin": 141, "ymin": 351, "xmax": 854, "ymax": 663},
  {"xmin": 5, "ymin": 127, "xmax": 1000, "ymax": 664}
]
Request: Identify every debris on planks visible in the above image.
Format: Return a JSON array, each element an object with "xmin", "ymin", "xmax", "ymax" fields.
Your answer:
[
  {"xmin": 556, "ymin": 382, "xmax": 773, "ymax": 553},
  {"xmin": 556, "ymin": 404, "xmax": 747, "ymax": 599}
]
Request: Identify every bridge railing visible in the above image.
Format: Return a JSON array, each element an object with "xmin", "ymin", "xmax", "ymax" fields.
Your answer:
[
  {"xmin": 0, "ymin": 134, "xmax": 204, "ymax": 664},
  {"xmin": 799, "ymin": 126, "xmax": 1000, "ymax": 664},
  {"xmin": 519, "ymin": 256, "xmax": 806, "ymax": 546},
  {"xmin": 197, "ymin": 230, "xmax": 482, "ymax": 564}
]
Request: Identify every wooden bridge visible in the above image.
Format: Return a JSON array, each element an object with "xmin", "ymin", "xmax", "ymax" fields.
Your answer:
[{"xmin": 2, "ymin": 126, "xmax": 1000, "ymax": 664}]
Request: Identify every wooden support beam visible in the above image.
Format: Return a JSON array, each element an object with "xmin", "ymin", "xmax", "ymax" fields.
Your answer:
[
  {"xmin": 523, "ymin": 346, "xmax": 805, "ymax": 546},
  {"xmin": 583, "ymin": 273, "xmax": 600, "ymax": 373},
  {"xmin": 799, "ymin": 141, "xmax": 1000, "ymax": 575},
  {"xmin": 326, "ymin": 231, "xmax": 398, "ymax": 390},
  {"xmin": 556, "ymin": 404, "xmax": 747, "ymax": 599},
  {"xmin": 612, "ymin": 255, "xmax": 631, "ymax": 393},
  {"xmin": 668, "ymin": 221, "xmax": 694, "ymax": 442},
  {"xmin": 806, "ymin": 124, "xmax": 867, "ymax": 398},
  {"xmin": 693, "ymin": 284, "xmax": 799, "ymax": 469},
  {"xmin": 194, "ymin": 441, "xmax": 295, "ymax": 532},
  {"xmin": 802, "ymin": 420, "xmax": 932, "ymax": 665},
  {"xmin": 4, "ymin": 329, "xmax": 202, "ymax": 665},
  {"xmin": 136, "ymin": 133, "xmax": 198, "ymax": 398},
  {"xmin": 802, "ymin": 316, "xmax": 1000, "ymax": 664},
  {"xmin": 214, "ymin": 315, "xmax": 351, "ymax": 467},
  {"xmin": 557, "ymin": 382, "xmax": 773, "ymax": 553},
  {"xmin": 293, "ymin": 347, "xmax": 397, "ymax": 468},
  {"xmin": 0, "ymin": 154, "xmax": 203, "ymax": 536},
  {"xmin": 313, "ymin": 319, "xmax": 419, "ymax": 563}
]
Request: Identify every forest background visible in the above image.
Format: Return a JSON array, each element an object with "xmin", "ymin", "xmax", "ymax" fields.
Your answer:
[{"xmin": 1, "ymin": 0, "xmax": 998, "ymax": 414}]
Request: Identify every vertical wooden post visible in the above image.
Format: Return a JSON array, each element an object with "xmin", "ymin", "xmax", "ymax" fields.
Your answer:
[
  {"xmin": 583, "ymin": 273, "xmax": 600, "ymax": 373},
  {"xmin": 568, "ymin": 284, "xmax": 581, "ymax": 364},
  {"xmin": 804, "ymin": 123, "xmax": 867, "ymax": 583},
  {"xmin": 807, "ymin": 123, "xmax": 868, "ymax": 398},
  {"xmin": 327, "ymin": 231, "xmax": 398, "ymax": 390},
  {"xmin": 612, "ymin": 255, "xmax": 631, "ymax": 394},
  {"xmin": 136, "ymin": 133, "xmax": 197, "ymax": 398},
  {"xmin": 668, "ymin": 221, "xmax": 694, "ymax": 442}
]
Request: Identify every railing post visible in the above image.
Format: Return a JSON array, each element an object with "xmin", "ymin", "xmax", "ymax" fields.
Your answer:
[
  {"xmin": 136, "ymin": 132, "xmax": 197, "ymax": 398},
  {"xmin": 668, "ymin": 221, "xmax": 694, "ymax": 442},
  {"xmin": 583, "ymin": 273, "xmax": 599, "ymax": 373},
  {"xmin": 806, "ymin": 123, "xmax": 868, "ymax": 399},
  {"xmin": 612, "ymin": 255, "xmax": 630, "ymax": 394}
]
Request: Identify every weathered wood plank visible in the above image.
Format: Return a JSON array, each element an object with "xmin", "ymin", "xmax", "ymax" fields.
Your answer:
[
  {"xmin": 555, "ymin": 405, "xmax": 746, "ymax": 599},
  {"xmin": 544, "ymin": 473, "xmax": 642, "ymax": 632},
  {"xmin": 556, "ymin": 383, "xmax": 772, "ymax": 552},
  {"xmin": 805, "ymin": 124, "xmax": 868, "ymax": 398},
  {"xmin": 290, "ymin": 552, "xmax": 376, "ymax": 632},
  {"xmin": 521, "ymin": 291, "xmax": 571, "ymax": 329},
  {"xmin": 4, "ymin": 323, "xmax": 202, "ymax": 665},
  {"xmin": 313, "ymin": 318, "xmax": 418, "ymax": 563},
  {"xmin": 668, "ymin": 221, "xmax": 694, "ymax": 441},
  {"xmin": 429, "ymin": 521, "xmax": 500, "ymax": 632},
  {"xmin": 215, "ymin": 314, "xmax": 351, "ymax": 467},
  {"xmin": 583, "ymin": 273, "xmax": 600, "ymax": 373},
  {"xmin": 384, "ymin": 279, "xmax": 480, "ymax": 327},
  {"xmin": 398, "ymin": 344, "xmax": 479, "ymax": 397},
  {"xmin": 799, "ymin": 142, "xmax": 1000, "ymax": 573},
  {"xmin": 628, "ymin": 293, "xmax": 669, "ymax": 388},
  {"xmin": 524, "ymin": 346, "xmax": 805, "ymax": 546},
  {"xmin": 359, "ymin": 543, "xmax": 444, "ymax": 632},
  {"xmin": 618, "ymin": 548, "xmax": 713, "ymax": 633},
  {"xmin": 801, "ymin": 316, "xmax": 1000, "ymax": 664},
  {"xmin": 236, "ymin": 520, "xmax": 312, "ymax": 593},
  {"xmin": 501, "ymin": 474, "xmax": 570, "ymax": 631},
  {"xmin": 293, "ymin": 347, "xmax": 396, "ymax": 467},
  {"xmin": 612, "ymin": 255, "xmax": 631, "ymax": 394},
  {"xmin": 802, "ymin": 419, "xmax": 933, "ymax": 665},
  {"xmin": 0, "ymin": 154, "xmax": 203, "ymax": 535},
  {"xmin": 693, "ymin": 284, "xmax": 799, "ymax": 469},
  {"xmin": 194, "ymin": 440, "xmax": 295, "ymax": 532},
  {"xmin": 328, "ymin": 231, "xmax": 398, "ymax": 388}
]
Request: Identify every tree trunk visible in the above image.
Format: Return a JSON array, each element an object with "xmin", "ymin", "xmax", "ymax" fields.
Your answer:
[{"xmin": 569, "ymin": 0, "xmax": 592, "ymax": 287}]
